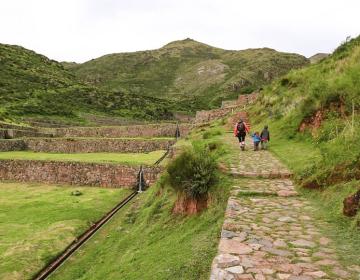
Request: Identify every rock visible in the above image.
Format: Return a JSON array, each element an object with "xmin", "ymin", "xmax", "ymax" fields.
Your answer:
[
  {"xmin": 235, "ymin": 274, "xmax": 255, "ymax": 280},
  {"xmin": 343, "ymin": 190, "xmax": 360, "ymax": 217},
  {"xmin": 315, "ymin": 259, "xmax": 338, "ymax": 266},
  {"xmin": 222, "ymin": 230, "xmax": 240, "ymax": 239},
  {"xmin": 254, "ymin": 274, "xmax": 266, "ymax": 280},
  {"xmin": 332, "ymin": 267, "xmax": 350, "ymax": 278},
  {"xmin": 262, "ymin": 247, "xmax": 292, "ymax": 257},
  {"xmin": 288, "ymin": 276, "xmax": 312, "ymax": 280},
  {"xmin": 216, "ymin": 254, "xmax": 241, "ymax": 268},
  {"xmin": 277, "ymin": 273, "xmax": 291, "ymax": 280},
  {"xmin": 304, "ymin": 271, "xmax": 327, "ymax": 278},
  {"xmin": 277, "ymin": 190, "xmax": 298, "ymax": 197},
  {"xmin": 219, "ymin": 239, "xmax": 253, "ymax": 255},
  {"xmin": 290, "ymin": 240, "xmax": 316, "ymax": 248},
  {"xmin": 318, "ymin": 237, "xmax": 331, "ymax": 246},
  {"xmin": 225, "ymin": 265, "xmax": 244, "ymax": 274},
  {"xmin": 278, "ymin": 216, "xmax": 296, "ymax": 223},
  {"xmin": 274, "ymin": 239, "xmax": 287, "ymax": 248}
]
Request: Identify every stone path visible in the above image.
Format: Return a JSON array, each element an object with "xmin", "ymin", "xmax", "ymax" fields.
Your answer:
[{"xmin": 210, "ymin": 135, "xmax": 358, "ymax": 280}]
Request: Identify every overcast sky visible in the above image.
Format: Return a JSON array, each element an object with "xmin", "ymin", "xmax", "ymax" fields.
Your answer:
[{"xmin": 0, "ymin": 0, "xmax": 359, "ymax": 63}]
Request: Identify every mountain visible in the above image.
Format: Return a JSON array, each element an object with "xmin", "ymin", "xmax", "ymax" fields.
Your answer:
[
  {"xmin": 308, "ymin": 53, "xmax": 329, "ymax": 64},
  {"xmin": 0, "ymin": 43, "xmax": 174, "ymax": 125},
  {"xmin": 66, "ymin": 38, "xmax": 309, "ymax": 111}
]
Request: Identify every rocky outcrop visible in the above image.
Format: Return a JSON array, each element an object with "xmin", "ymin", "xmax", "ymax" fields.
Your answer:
[{"xmin": 343, "ymin": 190, "xmax": 360, "ymax": 217}]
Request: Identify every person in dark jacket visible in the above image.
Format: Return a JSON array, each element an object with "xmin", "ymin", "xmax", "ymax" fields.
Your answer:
[
  {"xmin": 234, "ymin": 119, "xmax": 250, "ymax": 151},
  {"xmin": 260, "ymin": 125, "xmax": 270, "ymax": 150}
]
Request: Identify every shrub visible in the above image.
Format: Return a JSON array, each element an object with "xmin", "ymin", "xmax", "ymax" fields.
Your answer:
[{"xmin": 166, "ymin": 143, "xmax": 218, "ymax": 199}]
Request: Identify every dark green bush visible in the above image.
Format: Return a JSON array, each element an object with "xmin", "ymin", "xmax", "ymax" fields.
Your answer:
[{"xmin": 166, "ymin": 143, "xmax": 218, "ymax": 199}]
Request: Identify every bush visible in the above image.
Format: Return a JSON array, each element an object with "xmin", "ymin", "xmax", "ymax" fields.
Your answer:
[{"xmin": 166, "ymin": 143, "xmax": 218, "ymax": 199}]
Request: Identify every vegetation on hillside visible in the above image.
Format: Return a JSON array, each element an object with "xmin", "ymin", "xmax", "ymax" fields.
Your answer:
[
  {"xmin": 251, "ymin": 35, "xmax": 360, "ymax": 228},
  {"xmin": 0, "ymin": 44, "xmax": 174, "ymax": 124},
  {"xmin": 67, "ymin": 38, "xmax": 309, "ymax": 111}
]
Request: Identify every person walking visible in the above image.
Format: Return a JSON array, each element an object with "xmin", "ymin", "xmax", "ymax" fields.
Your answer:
[
  {"xmin": 234, "ymin": 119, "xmax": 250, "ymax": 151},
  {"xmin": 260, "ymin": 125, "xmax": 270, "ymax": 150}
]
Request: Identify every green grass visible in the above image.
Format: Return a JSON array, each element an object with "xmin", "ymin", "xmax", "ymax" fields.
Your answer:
[
  {"xmin": 0, "ymin": 182, "xmax": 131, "ymax": 279},
  {"xmin": 44, "ymin": 123, "xmax": 232, "ymax": 280},
  {"xmin": 49, "ymin": 176, "xmax": 232, "ymax": 280},
  {"xmin": 0, "ymin": 150, "xmax": 166, "ymax": 165}
]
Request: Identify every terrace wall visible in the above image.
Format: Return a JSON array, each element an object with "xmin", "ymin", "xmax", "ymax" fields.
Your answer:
[
  {"xmin": 194, "ymin": 108, "xmax": 235, "ymax": 124},
  {"xmin": 52, "ymin": 123, "xmax": 193, "ymax": 138},
  {"xmin": 0, "ymin": 138, "xmax": 175, "ymax": 153},
  {"xmin": 0, "ymin": 160, "xmax": 163, "ymax": 188}
]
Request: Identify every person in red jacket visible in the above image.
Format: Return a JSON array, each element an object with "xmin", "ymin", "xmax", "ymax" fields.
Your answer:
[{"xmin": 234, "ymin": 119, "xmax": 250, "ymax": 151}]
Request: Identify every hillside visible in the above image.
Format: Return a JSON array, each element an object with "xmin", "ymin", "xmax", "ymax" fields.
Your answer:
[
  {"xmin": 251, "ymin": 35, "xmax": 360, "ymax": 224},
  {"xmin": 309, "ymin": 52, "xmax": 329, "ymax": 64},
  {"xmin": 66, "ymin": 38, "xmax": 309, "ymax": 111},
  {"xmin": 0, "ymin": 44, "xmax": 174, "ymax": 125}
]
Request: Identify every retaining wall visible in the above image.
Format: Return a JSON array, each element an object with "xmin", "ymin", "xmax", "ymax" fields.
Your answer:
[
  {"xmin": 0, "ymin": 160, "xmax": 163, "ymax": 188},
  {"xmin": 0, "ymin": 138, "xmax": 175, "ymax": 153},
  {"xmin": 0, "ymin": 129, "xmax": 53, "ymax": 139},
  {"xmin": 195, "ymin": 108, "xmax": 234, "ymax": 124},
  {"xmin": 52, "ymin": 123, "xmax": 192, "ymax": 138}
]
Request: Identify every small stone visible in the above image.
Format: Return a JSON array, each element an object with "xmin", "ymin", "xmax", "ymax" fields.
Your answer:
[
  {"xmin": 288, "ymin": 276, "xmax": 312, "ymax": 280},
  {"xmin": 277, "ymin": 190, "xmax": 298, "ymax": 197},
  {"xmin": 304, "ymin": 271, "xmax": 327, "ymax": 278},
  {"xmin": 290, "ymin": 240, "xmax": 316, "ymax": 248},
  {"xmin": 221, "ymin": 230, "xmax": 239, "ymax": 239},
  {"xmin": 277, "ymin": 274, "xmax": 291, "ymax": 280},
  {"xmin": 254, "ymin": 274, "xmax": 266, "ymax": 280},
  {"xmin": 235, "ymin": 274, "xmax": 255, "ymax": 280},
  {"xmin": 318, "ymin": 237, "xmax": 331, "ymax": 246},
  {"xmin": 219, "ymin": 239, "xmax": 253, "ymax": 255},
  {"xmin": 315, "ymin": 259, "xmax": 338, "ymax": 266},
  {"xmin": 278, "ymin": 216, "xmax": 296, "ymax": 223},
  {"xmin": 225, "ymin": 265, "xmax": 244, "ymax": 274},
  {"xmin": 274, "ymin": 239, "xmax": 287, "ymax": 248},
  {"xmin": 216, "ymin": 254, "xmax": 241, "ymax": 268},
  {"xmin": 262, "ymin": 247, "xmax": 292, "ymax": 257},
  {"xmin": 332, "ymin": 267, "xmax": 350, "ymax": 278},
  {"xmin": 261, "ymin": 268, "xmax": 275, "ymax": 275}
]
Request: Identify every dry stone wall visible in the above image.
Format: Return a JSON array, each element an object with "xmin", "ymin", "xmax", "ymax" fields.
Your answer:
[
  {"xmin": 0, "ymin": 140, "xmax": 26, "ymax": 151},
  {"xmin": 24, "ymin": 138, "xmax": 175, "ymax": 153},
  {"xmin": 0, "ymin": 138, "xmax": 174, "ymax": 153},
  {"xmin": 0, "ymin": 160, "xmax": 162, "ymax": 188},
  {"xmin": 195, "ymin": 108, "xmax": 234, "ymax": 124},
  {"xmin": 52, "ymin": 123, "xmax": 192, "ymax": 138}
]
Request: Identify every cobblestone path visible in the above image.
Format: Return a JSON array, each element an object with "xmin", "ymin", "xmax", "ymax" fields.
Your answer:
[{"xmin": 210, "ymin": 134, "xmax": 359, "ymax": 280}]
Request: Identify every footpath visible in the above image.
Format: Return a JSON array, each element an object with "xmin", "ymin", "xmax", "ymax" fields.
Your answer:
[{"xmin": 209, "ymin": 134, "xmax": 358, "ymax": 280}]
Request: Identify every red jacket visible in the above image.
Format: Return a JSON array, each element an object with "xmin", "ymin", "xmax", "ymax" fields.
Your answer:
[{"xmin": 234, "ymin": 122, "xmax": 250, "ymax": 136}]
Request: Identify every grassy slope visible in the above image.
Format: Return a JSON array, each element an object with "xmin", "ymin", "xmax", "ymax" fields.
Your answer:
[
  {"xmin": 0, "ymin": 43, "xmax": 174, "ymax": 124},
  {"xmin": 0, "ymin": 182, "xmax": 130, "ymax": 279},
  {"xmin": 67, "ymin": 39, "xmax": 309, "ymax": 111},
  {"xmin": 0, "ymin": 150, "xmax": 166, "ymax": 165},
  {"xmin": 48, "ymin": 125, "xmax": 232, "ymax": 280}
]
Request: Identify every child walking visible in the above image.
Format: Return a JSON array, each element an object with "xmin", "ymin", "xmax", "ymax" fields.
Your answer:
[
  {"xmin": 251, "ymin": 132, "xmax": 261, "ymax": 151},
  {"xmin": 260, "ymin": 125, "xmax": 270, "ymax": 150}
]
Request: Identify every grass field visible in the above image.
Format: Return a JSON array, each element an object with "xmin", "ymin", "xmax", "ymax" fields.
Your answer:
[
  {"xmin": 0, "ymin": 182, "xmax": 131, "ymax": 280},
  {"xmin": 0, "ymin": 150, "xmax": 166, "ymax": 165}
]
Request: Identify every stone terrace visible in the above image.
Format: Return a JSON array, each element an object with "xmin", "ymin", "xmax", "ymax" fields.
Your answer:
[{"xmin": 210, "ymin": 133, "xmax": 358, "ymax": 280}]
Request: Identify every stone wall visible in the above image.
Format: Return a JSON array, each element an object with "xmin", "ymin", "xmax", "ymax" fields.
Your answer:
[
  {"xmin": 0, "ymin": 140, "xmax": 26, "ymax": 151},
  {"xmin": 0, "ymin": 138, "xmax": 175, "ymax": 153},
  {"xmin": 24, "ymin": 138, "xmax": 175, "ymax": 153},
  {"xmin": 0, "ymin": 129, "xmax": 53, "ymax": 139},
  {"xmin": 52, "ymin": 123, "xmax": 192, "ymax": 138},
  {"xmin": 195, "ymin": 108, "xmax": 234, "ymax": 124},
  {"xmin": 237, "ymin": 92, "xmax": 259, "ymax": 107},
  {"xmin": 0, "ymin": 160, "xmax": 163, "ymax": 188}
]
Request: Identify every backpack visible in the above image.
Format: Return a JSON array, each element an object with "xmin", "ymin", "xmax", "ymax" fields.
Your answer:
[{"xmin": 237, "ymin": 122, "xmax": 245, "ymax": 134}]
